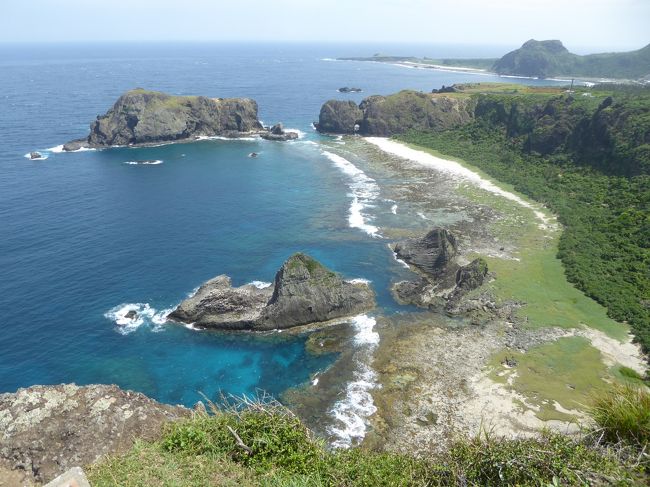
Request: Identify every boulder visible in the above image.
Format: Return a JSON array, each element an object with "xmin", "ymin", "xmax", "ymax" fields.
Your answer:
[
  {"xmin": 393, "ymin": 228, "xmax": 458, "ymax": 278},
  {"xmin": 0, "ymin": 384, "xmax": 189, "ymax": 484},
  {"xmin": 64, "ymin": 89, "xmax": 264, "ymax": 150},
  {"xmin": 259, "ymin": 123, "xmax": 299, "ymax": 141},
  {"xmin": 169, "ymin": 253, "xmax": 375, "ymax": 331},
  {"xmin": 29, "ymin": 152, "xmax": 43, "ymax": 160}
]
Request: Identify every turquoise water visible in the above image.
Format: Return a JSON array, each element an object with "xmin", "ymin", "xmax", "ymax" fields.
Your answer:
[{"xmin": 0, "ymin": 43, "xmax": 568, "ymax": 413}]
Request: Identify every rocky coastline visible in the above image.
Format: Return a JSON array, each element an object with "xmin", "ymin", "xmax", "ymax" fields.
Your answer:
[
  {"xmin": 168, "ymin": 253, "xmax": 375, "ymax": 331},
  {"xmin": 63, "ymin": 89, "xmax": 298, "ymax": 151}
]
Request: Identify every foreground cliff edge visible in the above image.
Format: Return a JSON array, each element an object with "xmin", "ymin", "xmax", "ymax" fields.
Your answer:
[
  {"xmin": 63, "ymin": 89, "xmax": 298, "ymax": 151},
  {"xmin": 169, "ymin": 253, "xmax": 375, "ymax": 331}
]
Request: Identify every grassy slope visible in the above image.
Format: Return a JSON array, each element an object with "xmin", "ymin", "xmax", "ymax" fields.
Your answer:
[{"xmin": 87, "ymin": 402, "xmax": 640, "ymax": 486}]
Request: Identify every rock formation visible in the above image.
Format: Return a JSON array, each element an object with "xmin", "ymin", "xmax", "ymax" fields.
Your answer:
[
  {"xmin": 390, "ymin": 228, "xmax": 489, "ymax": 312},
  {"xmin": 63, "ymin": 89, "xmax": 296, "ymax": 150},
  {"xmin": 169, "ymin": 253, "xmax": 375, "ymax": 331},
  {"xmin": 316, "ymin": 90, "xmax": 474, "ymax": 136},
  {"xmin": 259, "ymin": 123, "xmax": 299, "ymax": 141},
  {"xmin": 338, "ymin": 87, "xmax": 362, "ymax": 93},
  {"xmin": 0, "ymin": 384, "xmax": 189, "ymax": 484}
]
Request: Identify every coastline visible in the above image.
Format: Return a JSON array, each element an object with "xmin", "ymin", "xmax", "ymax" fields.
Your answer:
[{"xmin": 342, "ymin": 136, "xmax": 646, "ymax": 454}]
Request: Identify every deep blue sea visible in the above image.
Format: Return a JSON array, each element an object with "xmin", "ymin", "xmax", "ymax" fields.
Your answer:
[{"xmin": 0, "ymin": 42, "xmax": 568, "ymax": 441}]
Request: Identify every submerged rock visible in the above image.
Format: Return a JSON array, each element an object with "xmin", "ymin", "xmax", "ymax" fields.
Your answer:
[
  {"xmin": 0, "ymin": 384, "xmax": 189, "ymax": 484},
  {"xmin": 169, "ymin": 253, "xmax": 375, "ymax": 331},
  {"xmin": 259, "ymin": 122, "xmax": 299, "ymax": 141},
  {"xmin": 338, "ymin": 87, "xmax": 362, "ymax": 93},
  {"xmin": 63, "ymin": 89, "xmax": 264, "ymax": 150}
]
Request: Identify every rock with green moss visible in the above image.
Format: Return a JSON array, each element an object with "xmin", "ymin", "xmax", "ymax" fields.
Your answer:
[
  {"xmin": 316, "ymin": 91, "xmax": 474, "ymax": 136},
  {"xmin": 455, "ymin": 258, "xmax": 489, "ymax": 291},
  {"xmin": 169, "ymin": 253, "xmax": 375, "ymax": 331},
  {"xmin": 63, "ymin": 89, "xmax": 264, "ymax": 150}
]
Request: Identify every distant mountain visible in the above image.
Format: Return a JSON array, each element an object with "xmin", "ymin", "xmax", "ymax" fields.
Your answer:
[{"xmin": 492, "ymin": 39, "xmax": 650, "ymax": 79}]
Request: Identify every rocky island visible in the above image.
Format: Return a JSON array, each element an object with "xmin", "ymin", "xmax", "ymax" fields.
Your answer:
[
  {"xmin": 63, "ymin": 89, "xmax": 298, "ymax": 151},
  {"xmin": 169, "ymin": 253, "xmax": 375, "ymax": 331}
]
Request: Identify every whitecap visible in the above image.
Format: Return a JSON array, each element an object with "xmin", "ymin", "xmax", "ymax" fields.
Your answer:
[
  {"xmin": 391, "ymin": 204, "xmax": 398, "ymax": 215},
  {"xmin": 104, "ymin": 302, "xmax": 172, "ymax": 335},
  {"xmin": 322, "ymin": 151, "xmax": 381, "ymax": 237},
  {"xmin": 351, "ymin": 314, "xmax": 379, "ymax": 346},
  {"xmin": 46, "ymin": 144, "xmax": 65, "ymax": 153},
  {"xmin": 123, "ymin": 160, "xmax": 163, "ymax": 165},
  {"xmin": 249, "ymin": 281, "xmax": 273, "ymax": 289},
  {"xmin": 347, "ymin": 278, "xmax": 371, "ymax": 285},
  {"xmin": 24, "ymin": 153, "xmax": 48, "ymax": 161}
]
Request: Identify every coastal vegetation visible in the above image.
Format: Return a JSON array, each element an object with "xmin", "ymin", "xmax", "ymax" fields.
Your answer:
[
  {"xmin": 396, "ymin": 84, "xmax": 650, "ymax": 354},
  {"xmin": 88, "ymin": 395, "xmax": 644, "ymax": 486}
]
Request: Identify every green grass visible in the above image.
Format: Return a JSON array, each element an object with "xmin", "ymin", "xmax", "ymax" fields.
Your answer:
[
  {"xmin": 590, "ymin": 384, "xmax": 650, "ymax": 447},
  {"xmin": 87, "ymin": 398, "xmax": 640, "ymax": 486},
  {"xmin": 490, "ymin": 337, "xmax": 610, "ymax": 421}
]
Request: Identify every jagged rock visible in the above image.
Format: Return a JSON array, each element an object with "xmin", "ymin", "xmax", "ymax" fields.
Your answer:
[
  {"xmin": 315, "ymin": 100, "xmax": 363, "ymax": 134},
  {"xmin": 455, "ymin": 258, "xmax": 489, "ymax": 291},
  {"xmin": 170, "ymin": 253, "xmax": 375, "ymax": 331},
  {"xmin": 29, "ymin": 152, "xmax": 43, "ymax": 160},
  {"xmin": 393, "ymin": 228, "xmax": 458, "ymax": 279},
  {"xmin": 259, "ymin": 123, "xmax": 299, "ymax": 141},
  {"xmin": 0, "ymin": 384, "xmax": 189, "ymax": 484},
  {"xmin": 63, "ymin": 89, "xmax": 263, "ymax": 150},
  {"xmin": 124, "ymin": 310, "xmax": 138, "ymax": 320},
  {"xmin": 317, "ymin": 91, "xmax": 474, "ymax": 136},
  {"xmin": 168, "ymin": 275, "xmax": 273, "ymax": 330}
]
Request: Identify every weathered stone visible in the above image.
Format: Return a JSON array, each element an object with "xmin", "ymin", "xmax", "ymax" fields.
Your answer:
[
  {"xmin": 0, "ymin": 384, "xmax": 189, "ymax": 484},
  {"xmin": 315, "ymin": 100, "xmax": 363, "ymax": 134},
  {"xmin": 44, "ymin": 467, "xmax": 90, "ymax": 487},
  {"xmin": 393, "ymin": 228, "xmax": 458, "ymax": 278},
  {"xmin": 169, "ymin": 253, "xmax": 375, "ymax": 331},
  {"xmin": 64, "ymin": 89, "xmax": 263, "ymax": 150},
  {"xmin": 455, "ymin": 258, "xmax": 489, "ymax": 291},
  {"xmin": 29, "ymin": 152, "xmax": 43, "ymax": 160}
]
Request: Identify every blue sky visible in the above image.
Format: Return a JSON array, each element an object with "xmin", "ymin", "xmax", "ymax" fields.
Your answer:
[{"xmin": 2, "ymin": 0, "xmax": 648, "ymax": 51}]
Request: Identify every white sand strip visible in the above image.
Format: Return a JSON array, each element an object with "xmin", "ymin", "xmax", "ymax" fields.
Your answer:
[{"xmin": 366, "ymin": 137, "xmax": 555, "ymax": 227}]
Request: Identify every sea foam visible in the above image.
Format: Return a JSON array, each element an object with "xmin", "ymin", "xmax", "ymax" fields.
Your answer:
[
  {"xmin": 104, "ymin": 303, "xmax": 172, "ymax": 335},
  {"xmin": 322, "ymin": 151, "xmax": 380, "ymax": 237},
  {"xmin": 328, "ymin": 314, "xmax": 380, "ymax": 448}
]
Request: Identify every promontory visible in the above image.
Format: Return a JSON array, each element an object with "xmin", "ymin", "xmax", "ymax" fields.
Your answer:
[{"xmin": 63, "ymin": 89, "xmax": 298, "ymax": 151}]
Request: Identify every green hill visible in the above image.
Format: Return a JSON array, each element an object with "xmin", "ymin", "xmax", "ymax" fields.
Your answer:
[{"xmin": 493, "ymin": 39, "xmax": 650, "ymax": 79}]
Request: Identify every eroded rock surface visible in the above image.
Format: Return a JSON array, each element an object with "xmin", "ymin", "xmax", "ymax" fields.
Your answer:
[
  {"xmin": 0, "ymin": 384, "xmax": 189, "ymax": 484},
  {"xmin": 170, "ymin": 253, "xmax": 375, "ymax": 331}
]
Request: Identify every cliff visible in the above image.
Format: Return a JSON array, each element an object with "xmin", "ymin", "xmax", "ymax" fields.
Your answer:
[
  {"xmin": 63, "ymin": 89, "xmax": 264, "ymax": 150},
  {"xmin": 169, "ymin": 253, "xmax": 375, "ymax": 331},
  {"xmin": 493, "ymin": 39, "xmax": 650, "ymax": 79},
  {"xmin": 0, "ymin": 384, "xmax": 189, "ymax": 484},
  {"xmin": 317, "ymin": 90, "xmax": 474, "ymax": 136}
]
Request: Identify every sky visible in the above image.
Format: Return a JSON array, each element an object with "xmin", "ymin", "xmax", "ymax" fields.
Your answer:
[{"xmin": 2, "ymin": 0, "xmax": 648, "ymax": 52}]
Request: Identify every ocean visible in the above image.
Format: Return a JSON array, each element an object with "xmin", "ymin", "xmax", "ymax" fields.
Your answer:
[{"xmin": 0, "ymin": 42, "xmax": 568, "ymax": 445}]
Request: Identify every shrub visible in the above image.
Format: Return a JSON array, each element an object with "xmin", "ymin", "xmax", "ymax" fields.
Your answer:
[{"xmin": 590, "ymin": 384, "xmax": 650, "ymax": 446}]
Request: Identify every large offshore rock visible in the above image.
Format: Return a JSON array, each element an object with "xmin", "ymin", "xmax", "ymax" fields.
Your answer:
[
  {"xmin": 0, "ymin": 384, "xmax": 189, "ymax": 484},
  {"xmin": 63, "ymin": 89, "xmax": 263, "ymax": 150},
  {"xmin": 169, "ymin": 253, "xmax": 375, "ymax": 331},
  {"xmin": 316, "ymin": 100, "xmax": 364, "ymax": 134}
]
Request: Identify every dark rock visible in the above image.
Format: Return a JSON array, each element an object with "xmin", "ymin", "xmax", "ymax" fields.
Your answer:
[
  {"xmin": 64, "ymin": 89, "xmax": 263, "ymax": 150},
  {"xmin": 248, "ymin": 152, "xmax": 259, "ymax": 158},
  {"xmin": 338, "ymin": 87, "xmax": 362, "ymax": 93},
  {"xmin": 317, "ymin": 90, "xmax": 474, "ymax": 136},
  {"xmin": 431, "ymin": 85, "xmax": 458, "ymax": 94},
  {"xmin": 259, "ymin": 122, "xmax": 299, "ymax": 141},
  {"xmin": 29, "ymin": 152, "xmax": 43, "ymax": 160},
  {"xmin": 169, "ymin": 253, "xmax": 375, "ymax": 331},
  {"xmin": 316, "ymin": 100, "xmax": 363, "ymax": 134},
  {"xmin": 393, "ymin": 228, "xmax": 458, "ymax": 279},
  {"xmin": 0, "ymin": 384, "xmax": 189, "ymax": 484},
  {"xmin": 62, "ymin": 139, "xmax": 91, "ymax": 152},
  {"xmin": 124, "ymin": 310, "xmax": 138, "ymax": 320},
  {"xmin": 455, "ymin": 258, "xmax": 489, "ymax": 291},
  {"xmin": 168, "ymin": 275, "xmax": 273, "ymax": 330}
]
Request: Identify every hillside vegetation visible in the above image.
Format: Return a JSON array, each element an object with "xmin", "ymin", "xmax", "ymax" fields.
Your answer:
[
  {"xmin": 493, "ymin": 39, "xmax": 650, "ymax": 79},
  {"xmin": 397, "ymin": 84, "xmax": 650, "ymax": 352}
]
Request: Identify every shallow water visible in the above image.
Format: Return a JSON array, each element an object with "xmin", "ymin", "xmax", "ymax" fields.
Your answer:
[{"xmin": 0, "ymin": 42, "xmax": 568, "ymax": 444}]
